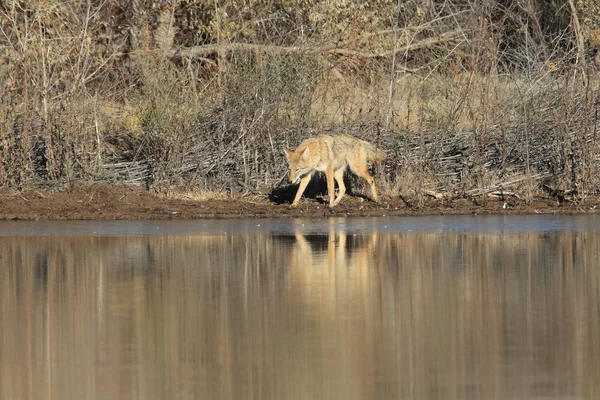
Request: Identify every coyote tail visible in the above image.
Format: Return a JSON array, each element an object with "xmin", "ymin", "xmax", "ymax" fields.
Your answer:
[{"xmin": 363, "ymin": 141, "xmax": 387, "ymax": 162}]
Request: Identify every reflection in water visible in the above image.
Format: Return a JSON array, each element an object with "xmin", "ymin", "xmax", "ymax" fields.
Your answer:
[{"xmin": 1, "ymin": 220, "xmax": 600, "ymax": 400}]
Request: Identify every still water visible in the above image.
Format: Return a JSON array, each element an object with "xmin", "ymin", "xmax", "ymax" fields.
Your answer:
[{"xmin": 1, "ymin": 216, "xmax": 599, "ymax": 400}]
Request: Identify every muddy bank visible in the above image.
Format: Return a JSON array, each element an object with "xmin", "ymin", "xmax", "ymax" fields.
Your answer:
[{"xmin": 0, "ymin": 181, "xmax": 598, "ymax": 221}]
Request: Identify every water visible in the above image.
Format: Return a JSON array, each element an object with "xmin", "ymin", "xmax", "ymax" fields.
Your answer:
[{"xmin": 1, "ymin": 216, "xmax": 599, "ymax": 400}]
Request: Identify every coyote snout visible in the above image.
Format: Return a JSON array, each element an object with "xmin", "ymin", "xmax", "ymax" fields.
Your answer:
[{"xmin": 283, "ymin": 134, "xmax": 386, "ymax": 208}]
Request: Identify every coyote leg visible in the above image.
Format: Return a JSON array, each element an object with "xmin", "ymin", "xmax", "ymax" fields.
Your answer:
[
  {"xmin": 370, "ymin": 179, "xmax": 379, "ymax": 202},
  {"xmin": 326, "ymin": 166, "xmax": 335, "ymax": 207},
  {"xmin": 332, "ymin": 168, "xmax": 346, "ymax": 206},
  {"xmin": 353, "ymin": 165, "xmax": 379, "ymax": 202},
  {"xmin": 292, "ymin": 175, "xmax": 312, "ymax": 207}
]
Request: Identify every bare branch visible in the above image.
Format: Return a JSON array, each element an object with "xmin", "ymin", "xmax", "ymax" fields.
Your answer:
[
  {"xmin": 568, "ymin": 0, "xmax": 588, "ymax": 87},
  {"xmin": 170, "ymin": 29, "xmax": 467, "ymax": 60}
]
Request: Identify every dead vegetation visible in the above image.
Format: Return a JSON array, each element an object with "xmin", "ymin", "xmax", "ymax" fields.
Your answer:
[{"xmin": 1, "ymin": 0, "xmax": 600, "ymax": 205}]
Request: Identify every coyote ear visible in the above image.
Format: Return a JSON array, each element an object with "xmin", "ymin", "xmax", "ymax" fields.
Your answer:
[
  {"xmin": 283, "ymin": 146, "xmax": 292, "ymax": 159},
  {"xmin": 301, "ymin": 147, "xmax": 310, "ymax": 159}
]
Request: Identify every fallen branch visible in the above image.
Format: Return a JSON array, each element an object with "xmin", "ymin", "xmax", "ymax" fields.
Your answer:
[
  {"xmin": 465, "ymin": 173, "xmax": 550, "ymax": 197},
  {"xmin": 422, "ymin": 189, "xmax": 445, "ymax": 199},
  {"xmin": 487, "ymin": 191, "xmax": 520, "ymax": 199},
  {"xmin": 172, "ymin": 29, "xmax": 466, "ymax": 59}
]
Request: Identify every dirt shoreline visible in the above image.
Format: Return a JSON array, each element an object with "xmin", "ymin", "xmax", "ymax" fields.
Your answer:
[{"xmin": 0, "ymin": 181, "xmax": 598, "ymax": 221}]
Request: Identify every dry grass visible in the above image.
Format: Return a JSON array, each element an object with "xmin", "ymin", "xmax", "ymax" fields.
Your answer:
[
  {"xmin": 165, "ymin": 190, "xmax": 232, "ymax": 202},
  {"xmin": 1, "ymin": 0, "xmax": 599, "ymax": 200}
]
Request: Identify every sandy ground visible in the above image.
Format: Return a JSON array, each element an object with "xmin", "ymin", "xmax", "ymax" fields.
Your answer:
[{"xmin": 0, "ymin": 180, "xmax": 598, "ymax": 220}]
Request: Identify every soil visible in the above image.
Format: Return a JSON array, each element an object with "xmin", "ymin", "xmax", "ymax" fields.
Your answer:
[{"xmin": 0, "ymin": 180, "xmax": 598, "ymax": 221}]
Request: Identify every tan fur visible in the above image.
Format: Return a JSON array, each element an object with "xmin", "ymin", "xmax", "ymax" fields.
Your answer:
[{"xmin": 283, "ymin": 134, "xmax": 386, "ymax": 207}]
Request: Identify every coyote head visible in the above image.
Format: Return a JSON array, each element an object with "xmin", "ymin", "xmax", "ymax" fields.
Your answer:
[{"xmin": 283, "ymin": 146, "xmax": 312, "ymax": 184}]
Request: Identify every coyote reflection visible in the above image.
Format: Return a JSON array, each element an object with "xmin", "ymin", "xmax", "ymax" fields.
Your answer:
[{"xmin": 287, "ymin": 221, "xmax": 379, "ymax": 303}]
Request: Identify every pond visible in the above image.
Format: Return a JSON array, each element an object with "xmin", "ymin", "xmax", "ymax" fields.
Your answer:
[{"xmin": 1, "ymin": 216, "xmax": 599, "ymax": 400}]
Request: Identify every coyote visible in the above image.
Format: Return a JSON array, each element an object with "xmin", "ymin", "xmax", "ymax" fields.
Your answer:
[{"xmin": 283, "ymin": 134, "xmax": 386, "ymax": 207}]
